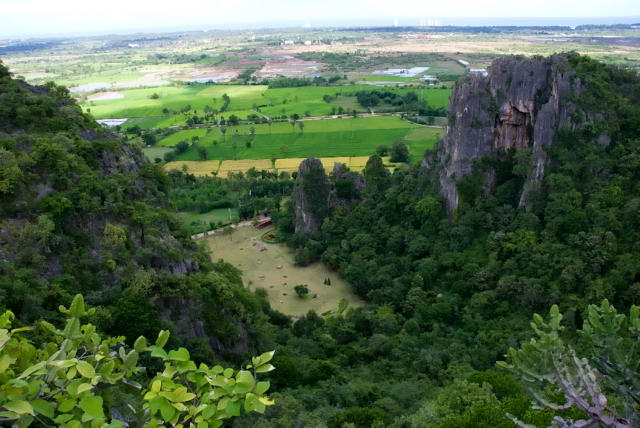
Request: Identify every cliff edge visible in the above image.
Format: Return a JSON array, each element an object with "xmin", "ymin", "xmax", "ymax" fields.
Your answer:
[{"xmin": 438, "ymin": 54, "xmax": 582, "ymax": 213}]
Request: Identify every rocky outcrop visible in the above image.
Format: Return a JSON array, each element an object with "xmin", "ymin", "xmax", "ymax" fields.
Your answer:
[
  {"xmin": 293, "ymin": 158, "xmax": 330, "ymax": 235},
  {"xmin": 331, "ymin": 162, "xmax": 365, "ymax": 207},
  {"xmin": 438, "ymin": 54, "xmax": 582, "ymax": 213}
]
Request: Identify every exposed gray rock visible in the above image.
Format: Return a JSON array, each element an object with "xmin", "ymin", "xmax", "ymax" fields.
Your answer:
[
  {"xmin": 438, "ymin": 54, "xmax": 581, "ymax": 213},
  {"xmin": 293, "ymin": 157, "xmax": 330, "ymax": 235}
]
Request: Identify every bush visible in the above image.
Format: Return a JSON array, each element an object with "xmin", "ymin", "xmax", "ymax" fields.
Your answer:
[
  {"xmin": 294, "ymin": 284, "xmax": 309, "ymax": 298},
  {"xmin": 0, "ymin": 295, "xmax": 275, "ymax": 427},
  {"xmin": 389, "ymin": 140, "xmax": 410, "ymax": 162}
]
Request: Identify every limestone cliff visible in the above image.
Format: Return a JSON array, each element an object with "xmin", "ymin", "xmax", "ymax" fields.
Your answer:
[
  {"xmin": 293, "ymin": 158, "xmax": 331, "ymax": 235},
  {"xmin": 438, "ymin": 54, "xmax": 582, "ymax": 213}
]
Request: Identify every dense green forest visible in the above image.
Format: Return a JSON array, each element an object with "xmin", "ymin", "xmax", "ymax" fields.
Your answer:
[
  {"xmin": 0, "ymin": 60, "xmax": 279, "ymax": 363},
  {"xmin": 1, "ymin": 54, "xmax": 640, "ymax": 427}
]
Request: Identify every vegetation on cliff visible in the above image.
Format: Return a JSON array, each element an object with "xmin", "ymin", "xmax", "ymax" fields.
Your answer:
[{"xmin": 0, "ymin": 60, "xmax": 276, "ymax": 363}]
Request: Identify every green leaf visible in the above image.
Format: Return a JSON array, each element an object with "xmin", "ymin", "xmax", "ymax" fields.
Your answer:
[
  {"xmin": 134, "ymin": 336, "xmax": 147, "ymax": 352},
  {"xmin": 159, "ymin": 399, "xmax": 176, "ymax": 421},
  {"xmin": 202, "ymin": 404, "xmax": 217, "ymax": 419},
  {"xmin": 152, "ymin": 379, "xmax": 162, "ymax": 393},
  {"xmin": 54, "ymin": 413, "xmax": 74, "ymax": 424},
  {"xmin": 31, "ymin": 399, "xmax": 54, "ymax": 419},
  {"xmin": 257, "ymin": 350, "xmax": 275, "ymax": 366},
  {"xmin": 79, "ymin": 396, "xmax": 105, "ymax": 420},
  {"xmin": 255, "ymin": 364, "xmax": 275, "ymax": 373},
  {"xmin": 149, "ymin": 346, "xmax": 168, "ymax": 359},
  {"xmin": 162, "ymin": 386, "xmax": 196, "ymax": 403},
  {"xmin": 58, "ymin": 399, "xmax": 76, "ymax": 413},
  {"xmin": 18, "ymin": 361, "xmax": 47, "ymax": 379},
  {"xmin": 68, "ymin": 295, "xmax": 86, "ymax": 317},
  {"xmin": 0, "ymin": 354, "xmax": 11, "ymax": 373},
  {"xmin": 255, "ymin": 381, "xmax": 270, "ymax": 395},
  {"xmin": 76, "ymin": 361, "xmax": 95, "ymax": 379},
  {"xmin": 66, "ymin": 367, "xmax": 77, "ymax": 380},
  {"xmin": 223, "ymin": 368, "xmax": 233, "ymax": 378},
  {"xmin": 244, "ymin": 393, "xmax": 257, "ymax": 412},
  {"xmin": 4, "ymin": 400, "xmax": 34, "ymax": 416},
  {"xmin": 226, "ymin": 400, "xmax": 241, "ymax": 417},
  {"xmin": 124, "ymin": 350, "xmax": 139, "ymax": 368},
  {"xmin": 77, "ymin": 383, "xmax": 93, "ymax": 394},
  {"xmin": 233, "ymin": 370, "xmax": 254, "ymax": 394},
  {"xmin": 155, "ymin": 330, "xmax": 170, "ymax": 348},
  {"xmin": 168, "ymin": 347, "xmax": 190, "ymax": 362}
]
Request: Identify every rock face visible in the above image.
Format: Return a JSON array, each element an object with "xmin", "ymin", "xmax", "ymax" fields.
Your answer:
[
  {"xmin": 293, "ymin": 158, "xmax": 330, "ymax": 234},
  {"xmin": 438, "ymin": 55, "xmax": 581, "ymax": 213}
]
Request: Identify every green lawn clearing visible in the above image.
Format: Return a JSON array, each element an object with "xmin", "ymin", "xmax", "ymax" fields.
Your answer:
[{"xmin": 204, "ymin": 226, "xmax": 363, "ymax": 316}]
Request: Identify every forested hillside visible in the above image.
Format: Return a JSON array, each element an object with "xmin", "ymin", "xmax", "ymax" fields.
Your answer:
[
  {"xmin": 0, "ymin": 60, "xmax": 276, "ymax": 362},
  {"xmin": 256, "ymin": 53, "xmax": 640, "ymax": 427},
  {"xmin": 1, "ymin": 53, "xmax": 639, "ymax": 427}
]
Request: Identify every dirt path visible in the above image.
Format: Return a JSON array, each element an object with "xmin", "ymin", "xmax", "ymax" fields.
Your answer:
[{"xmin": 191, "ymin": 217, "xmax": 270, "ymax": 240}]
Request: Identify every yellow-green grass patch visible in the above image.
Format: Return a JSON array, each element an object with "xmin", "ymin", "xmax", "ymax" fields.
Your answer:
[{"xmin": 204, "ymin": 226, "xmax": 363, "ymax": 316}]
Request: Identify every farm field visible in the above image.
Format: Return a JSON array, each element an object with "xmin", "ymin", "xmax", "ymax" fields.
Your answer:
[
  {"xmin": 179, "ymin": 208, "xmax": 239, "ymax": 234},
  {"xmin": 158, "ymin": 116, "xmax": 442, "ymax": 161},
  {"xmin": 204, "ymin": 226, "xmax": 363, "ymax": 316},
  {"xmin": 83, "ymin": 84, "xmax": 267, "ymax": 119},
  {"xmin": 165, "ymin": 155, "xmax": 402, "ymax": 176},
  {"xmin": 82, "ymin": 83, "xmax": 451, "ymax": 126},
  {"xmin": 142, "ymin": 146, "xmax": 173, "ymax": 161}
]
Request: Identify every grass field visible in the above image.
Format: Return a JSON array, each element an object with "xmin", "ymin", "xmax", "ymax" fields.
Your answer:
[
  {"xmin": 82, "ymin": 83, "xmax": 451, "ymax": 127},
  {"xmin": 179, "ymin": 208, "xmax": 239, "ymax": 234},
  {"xmin": 158, "ymin": 116, "xmax": 442, "ymax": 161},
  {"xmin": 142, "ymin": 146, "xmax": 173, "ymax": 161},
  {"xmin": 84, "ymin": 84, "xmax": 267, "ymax": 119},
  {"xmin": 204, "ymin": 226, "xmax": 363, "ymax": 316}
]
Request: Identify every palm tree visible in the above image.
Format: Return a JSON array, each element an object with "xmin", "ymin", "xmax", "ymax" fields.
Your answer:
[{"xmin": 220, "ymin": 125, "xmax": 227, "ymax": 142}]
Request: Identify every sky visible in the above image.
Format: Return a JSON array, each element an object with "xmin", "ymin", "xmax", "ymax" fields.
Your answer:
[{"xmin": 1, "ymin": 0, "xmax": 639, "ymax": 37}]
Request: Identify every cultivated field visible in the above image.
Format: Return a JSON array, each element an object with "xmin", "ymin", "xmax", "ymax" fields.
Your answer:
[
  {"xmin": 81, "ymin": 83, "xmax": 450, "ymax": 126},
  {"xmin": 204, "ymin": 226, "xmax": 363, "ymax": 316},
  {"xmin": 158, "ymin": 116, "xmax": 442, "ymax": 161},
  {"xmin": 166, "ymin": 156, "xmax": 402, "ymax": 176}
]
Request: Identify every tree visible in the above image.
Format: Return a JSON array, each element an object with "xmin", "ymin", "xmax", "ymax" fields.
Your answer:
[
  {"xmin": 389, "ymin": 140, "xmax": 410, "ymax": 162},
  {"xmin": 375, "ymin": 145, "xmax": 389, "ymax": 156},
  {"xmin": 294, "ymin": 284, "xmax": 309, "ymax": 298},
  {"xmin": 175, "ymin": 140, "xmax": 189, "ymax": 154},
  {"xmin": 0, "ymin": 295, "xmax": 275, "ymax": 427},
  {"xmin": 220, "ymin": 125, "xmax": 227, "ymax": 142},
  {"xmin": 298, "ymin": 121, "xmax": 304, "ymax": 134},
  {"xmin": 363, "ymin": 155, "xmax": 390, "ymax": 193},
  {"xmin": 498, "ymin": 300, "xmax": 639, "ymax": 427},
  {"xmin": 197, "ymin": 145, "xmax": 208, "ymax": 160},
  {"xmin": 141, "ymin": 133, "xmax": 156, "ymax": 146}
]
